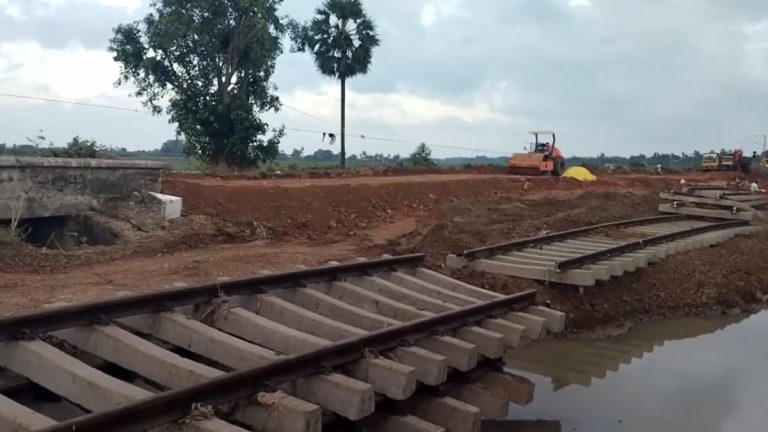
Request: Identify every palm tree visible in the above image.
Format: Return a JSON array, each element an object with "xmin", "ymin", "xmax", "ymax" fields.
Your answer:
[{"xmin": 299, "ymin": 0, "xmax": 380, "ymax": 168}]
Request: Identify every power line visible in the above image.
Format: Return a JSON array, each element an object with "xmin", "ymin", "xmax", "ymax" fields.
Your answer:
[
  {"xmin": 282, "ymin": 103, "xmax": 332, "ymax": 124},
  {"xmin": 0, "ymin": 92, "xmax": 510, "ymax": 156},
  {"xmin": 0, "ymin": 92, "xmax": 150, "ymax": 113},
  {"xmin": 285, "ymin": 127, "xmax": 509, "ymax": 155}
]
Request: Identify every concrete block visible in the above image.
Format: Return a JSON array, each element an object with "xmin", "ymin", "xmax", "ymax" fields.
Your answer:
[
  {"xmin": 416, "ymin": 336, "xmax": 478, "ymax": 371},
  {"xmin": 233, "ymin": 392, "xmax": 321, "ymax": 432},
  {"xmin": 480, "ymin": 319, "xmax": 524, "ymax": 348},
  {"xmin": 0, "ymin": 342, "xmax": 251, "ymax": 431},
  {"xmin": 239, "ymin": 295, "xmax": 366, "ymax": 341},
  {"xmin": 327, "ymin": 282, "xmax": 430, "ymax": 322},
  {"xmin": 290, "ymin": 287, "xmax": 401, "ymax": 330},
  {"xmin": 149, "ymin": 192, "xmax": 183, "ymax": 220},
  {"xmin": 212, "ymin": 307, "xmax": 328, "ymax": 354},
  {"xmin": 408, "ymin": 268, "xmax": 501, "ymax": 301},
  {"xmin": 55, "ymin": 325, "xmax": 319, "ymax": 432},
  {"xmin": 526, "ymin": 307, "xmax": 566, "ymax": 333},
  {"xmin": 0, "ymin": 394, "xmax": 55, "ymax": 432},
  {"xmin": 392, "ymin": 346, "xmax": 449, "ymax": 385},
  {"xmin": 504, "ymin": 312, "xmax": 546, "ymax": 339},
  {"xmin": 0, "ymin": 157, "xmax": 164, "ymax": 219},
  {"xmin": 413, "ymin": 397, "xmax": 481, "ymax": 432},
  {"xmin": 120, "ymin": 312, "xmax": 280, "ymax": 368},
  {"xmin": 120, "ymin": 313, "xmax": 358, "ymax": 427},
  {"xmin": 470, "ymin": 260, "xmax": 596, "ymax": 287},
  {"xmin": 0, "ymin": 339, "xmax": 150, "ymax": 412},
  {"xmin": 295, "ymin": 373, "xmax": 375, "ymax": 420},
  {"xmin": 350, "ymin": 276, "xmax": 456, "ymax": 314},
  {"xmin": 346, "ymin": 357, "xmax": 417, "ymax": 400},
  {"xmin": 659, "ymin": 203, "xmax": 754, "ymax": 221},
  {"xmin": 454, "ymin": 326, "xmax": 505, "ymax": 359},
  {"xmin": 384, "ymin": 272, "xmax": 479, "ymax": 306}
]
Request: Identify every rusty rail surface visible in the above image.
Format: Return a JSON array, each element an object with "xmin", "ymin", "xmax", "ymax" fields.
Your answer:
[
  {"xmin": 0, "ymin": 254, "xmax": 425, "ymax": 341},
  {"xmin": 554, "ymin": 220, "xmax": 749, "ymax": 271},
  {"xmin": 38, "ymin": 290, "xmax": 537, "ymax": 432},
  {"xmin": 460, "ymin": 215, "xmax": 685, "ymax": 260}
]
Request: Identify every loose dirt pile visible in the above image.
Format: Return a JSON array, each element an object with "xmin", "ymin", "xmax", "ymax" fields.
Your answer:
[
  {"xmin": 387, "ymin": 191, "xmax": 662, "ymax": 266},
  {"xmin": 162, "ymin": 173, "xmax": 695, "ymax": 243}
]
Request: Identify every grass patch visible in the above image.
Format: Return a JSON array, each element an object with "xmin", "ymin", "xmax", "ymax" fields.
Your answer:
[{"xmin": 0, "ymin": 196, "xmax": 27, "ymax": 246}]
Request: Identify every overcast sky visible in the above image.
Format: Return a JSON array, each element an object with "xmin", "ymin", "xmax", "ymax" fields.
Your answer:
[{"xmin": 1, "ymin": 0, "xmax": 768, "ymax": 158}]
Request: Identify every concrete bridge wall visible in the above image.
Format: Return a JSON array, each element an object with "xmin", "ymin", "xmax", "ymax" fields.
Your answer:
[{"xmin": 0, "ymin": 157, "xmax": 165, "ymax": 220}]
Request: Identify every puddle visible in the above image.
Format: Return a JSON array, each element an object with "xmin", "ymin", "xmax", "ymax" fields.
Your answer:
[{"xmin": 505, "ymin": 311, "xmax": 768, "ymax": 431}]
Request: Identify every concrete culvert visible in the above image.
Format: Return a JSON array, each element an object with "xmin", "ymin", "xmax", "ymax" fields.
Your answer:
[{"xmin": 7, "ymin": 215, "xmax": 120, "ymax": 250}]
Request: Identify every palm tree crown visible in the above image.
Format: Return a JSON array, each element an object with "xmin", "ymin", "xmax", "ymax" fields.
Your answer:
[{"xmin": 304, "ymin": 0, "xmax": 380, "ymax": 80}]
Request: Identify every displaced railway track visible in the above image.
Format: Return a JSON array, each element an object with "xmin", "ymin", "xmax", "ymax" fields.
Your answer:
[
  {"xmin": 447, "ymin": 215, "xmax": 759, "ymax": 287},
  {"xmin": 0, "ymin": 255, "xmax": 564, "ymax": 432}
]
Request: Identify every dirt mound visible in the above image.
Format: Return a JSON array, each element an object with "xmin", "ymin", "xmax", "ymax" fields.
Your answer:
[
  {"xmin": 162, "ymin": 173, "xmax": 690, "ymax": 243},
  {"xmin": 386, "ymin": 191, "xmax": 661, "ymax": 266},
  {"xmin": 163, "ymin": 175, "xmax": 595, "ymax": 242}
]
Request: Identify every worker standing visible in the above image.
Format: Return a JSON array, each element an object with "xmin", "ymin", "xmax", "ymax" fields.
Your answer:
[{"xmin": 656, "ymin": 164, "xmax": 663, "ymax": 175}]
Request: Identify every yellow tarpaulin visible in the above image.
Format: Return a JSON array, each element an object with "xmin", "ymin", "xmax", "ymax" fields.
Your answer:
[{"xmin": 562, "ymin": 166, "xmax": 598, "ymax": 182}]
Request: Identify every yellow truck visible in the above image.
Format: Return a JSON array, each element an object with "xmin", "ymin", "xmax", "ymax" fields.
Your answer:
[{"xmin": 701, "ymin": 152, "xmax": 720, "ymax": 171}]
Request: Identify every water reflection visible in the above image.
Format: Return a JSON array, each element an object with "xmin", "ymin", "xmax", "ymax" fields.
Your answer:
[
  {"xmin": 506, "ymin": 314, "xmax": 747, "ymax": 390},
  {"xmin": 483, "ymin": 420, "xmax": 562, "ymax": 432},
  {"xmin": 505, "ymin": 311, "xmax": 768, "ymax": 432}
]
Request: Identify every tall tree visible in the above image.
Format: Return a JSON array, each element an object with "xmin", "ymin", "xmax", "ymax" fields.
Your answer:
[
  {"xmin": 409, "ymin": 143, "xmax": 435, "ymax": 167},
  {"xmin": 292, "ymin": 0, "xmax": 380, "ymax": 168},
  {"xmin": 109, "ymin": 0, "xmax": 287, "ymax": 171}
]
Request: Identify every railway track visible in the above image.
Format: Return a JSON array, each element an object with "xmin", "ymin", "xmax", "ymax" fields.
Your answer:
[
  {"xmin": 659, "ymin": 188, "xmax": 768, "ymax": 221},
  {"xmin": 446, "ymin": 215, "xmax": 760, "ymax": 287},
  {"xmin": 0, "ymin": 254, "xmax": 565, "ymax": 432}
]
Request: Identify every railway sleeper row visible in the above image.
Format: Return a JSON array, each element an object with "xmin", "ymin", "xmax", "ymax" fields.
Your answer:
[
  {"xmin": 447, "ymin": 219, "xmax": 761, "ymax": 287},
  {"xmin": 0, "ymin": 257, "xmax": 565, "ymax": 432}
]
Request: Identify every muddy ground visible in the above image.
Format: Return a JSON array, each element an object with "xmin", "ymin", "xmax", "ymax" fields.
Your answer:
[{"xmin": 1, "ymin": 172, "xmax": 765, "ymax": 331}]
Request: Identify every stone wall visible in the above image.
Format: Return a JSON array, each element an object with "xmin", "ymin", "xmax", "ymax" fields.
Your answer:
[{"xmin": 0, "ymin": 157, "xmax": 166, "ymax": 220}]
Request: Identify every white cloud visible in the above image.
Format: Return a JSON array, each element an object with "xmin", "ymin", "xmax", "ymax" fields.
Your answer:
[
  {"xmin": 0, "ymin": 39, "xmax": 126, "ymax": 102},
  {"xmin": 283, "ymin": 84, "xmax": 513, "ymax": 127},
  {"xmin": 1, "ymin": 0, "xmax": 25, "ymax": 19},
  {"xmin": 568, "ymin": 0, "xmax": 593, "ymax": 8},
  {"xmin": 34, "ymin": 0, "xmax": 142, "ymax": 16},
  {"xmin": 419, "ymin": 0, "xmax": 463, "ymax": 28},
  {"xmin": 743, "ymin": 20, "xmax": 768, "ymax": 81},
  {"xmin": 420, "ymin": 4, "xmax": 436, "ymax": 27}
]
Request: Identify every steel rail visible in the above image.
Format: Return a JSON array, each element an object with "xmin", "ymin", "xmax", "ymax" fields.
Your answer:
[
  {"xmin": 37, "ymin": 289, "xmax": 538, "ymax": 432},
  {"xmin": 659, "ymin": 192, "xmax": 755, "ymax": 210},
  {"xmin": 459, "ymin": 215, "xmax": 686, "ymax": 260},
  {"xmin": 0, "ymin": 254, "xmax": 426, "ymax": 341},
  {"xmin": 554, "ymin": 220, "xmax": 749, "ymax": 271}
]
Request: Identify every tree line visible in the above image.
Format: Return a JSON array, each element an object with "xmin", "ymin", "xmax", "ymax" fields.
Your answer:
[{"xmin": 2, "ymin": 134, "xmax": 755, "ymax": 171}]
